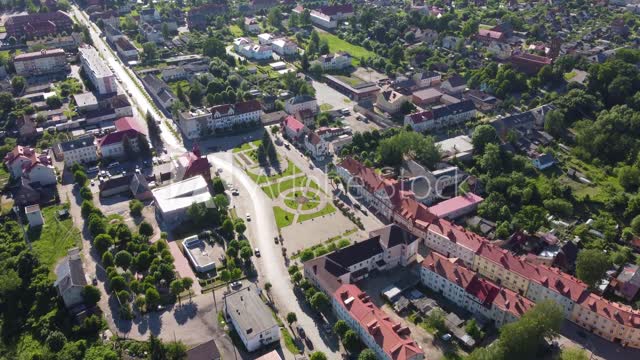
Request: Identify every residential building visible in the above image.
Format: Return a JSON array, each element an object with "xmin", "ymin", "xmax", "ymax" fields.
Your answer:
[
  {"xmin": 114, "ymin": 37, "xmax": 138, "ymax": 62},
  {"xmin": 57, "ymin": 136, "xmax": 98, "ymax": 167},
  {"xmin": 532, "ymin": 153, "xmax": 556, "ymax": 170},
  {"xmin": 139, "ymin": 7, "xmax": 160, "ymax": 22},
  {"xmin": 234, "ymin": 38, "xmax": 273, "ymax": 60},
  {"xmin": 285, "ymin": 95, "xmax": 318, "ymax": 115},
  {"xmin": 5, "ymin": 11, "xmax": 73, "ymax": 38},
  {"xmin": 3, "ymin": 146, "xmax": 56, "ymax": 185},
  {"xmin": 244, "ymin": 17, "xmax": 260, "ymax": 33},
  {"xmin": 476, "ymin": 27, "xmax": 506, "ymax": 43},
  {"xmin": 304, "ymin": 132, "xmax": 329, "ymax": 160},
  {"xmin": 152, "ymin": 175, "xmax": 212, "ymax": 225},
  {"xmin": 440, "ymin": 74, "xmax": 467, "ymax": 95},
  {"xmin": 258, "ymin": 33, "xmax": 274, "ymax": 45},
  {"xmin": 315, "ymin": 52, "xmax": 352, "ymax": 71},
  {"xmin": 14, "ymin": 49, "xmax": 68, "ymax": 77},
  {"xmin": 411, "ymin": 88, "xmax": 444, "ymax": 107},
  {"xmin": 89, "ymin": 10, "xmax": 119, "ymax": 28},
  {"xmin": 73, "ymin": 92, "xmax": 99, "ymax": 112},
  {"xmin": 26, "ymin": 33, "xmax": 81, "ymax": 51},
  {"xmin": 282, "ymin": 115, "xmax": 305, "ymax": 141},
  {"xmin": 317, "ymin": 4, "xmax": 354, "ymax": 20},
  {"xmin": 271, "ymin": 38, "xmax": 298, "ymax": 56},
  {"xmin": 223, "ymin": 286, "xmax": 280, "ymax": 352},
  {"xmin": 25, "ymin": 204, "xmax": 44, "ymax": 227},
  {"xmin": 376, "ymin": 88, "xmax": 410, "ymax": 115},
  {"xmin": 139, "ymin": 21, "xmax": 164, "ymax": 44},
  {"xmin": 177, "ymin": 100, "xmax": 262, "ymax": 140},
  {"xmin": 486, "ymin": 41, "xmax": 512, "ymax": 60},
  {"xmin": 510, "ymin": 52, "xmax": 553, "ymax": 75},
  {"xmin": 464, "ymin": 90, "xmax": 499, "ymax": 112},
  {"xmin": 54, "ymin": 248, "xmax": 87, "ymax": 309},
  {"xmin": 404, "ymin": 100, "xmax": 476, "ymax": 132},
  {"xmin": 97, "ymin": 117, "xmax": 146, "ymax": 159},
  {"xmin": 613, "ymin": 264, "xmax": 640, "ymax": 301},
  {"xmin": 79, "ymin": 46, "xmax": 117, "ymax": 95},
  {"xmin": 142, "ymin": 75, "xmax": 178, "ymax": 112},
  {"xmin": 333, "ymin": 284, "xmax": 424, "ymax": 360}
]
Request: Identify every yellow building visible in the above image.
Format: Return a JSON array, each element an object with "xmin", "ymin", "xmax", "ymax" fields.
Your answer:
[{"xmin": 473, "ymin": 243, "xmax": 533, "ymax": 296}]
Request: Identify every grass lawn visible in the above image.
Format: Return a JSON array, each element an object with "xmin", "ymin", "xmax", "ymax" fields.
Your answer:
[
  {"xmin": 262, "ymin": 175, "xmax": 308, "ymax": 199},
  {"xmin": 564, "ymin": 71, "xmax": 577, "ymax": 81},
  {"xmin": 318, "ymin": 32, "xmax": 374, "ymax": 65},
  {"xmin": 229, "ymin": 24, "xmax": 244, "ymax": 37},
  {"xmin": 273, "ymin": 206, "xmax": 295, "ymax": 229},
  {"xmin": 297, "ymin": 203, "xmax": 336, "ymax": 223},
  {"xmin": 301, "ymin": 200, "xmax": 320, "ymax": 211},
  {"xmin": 29, "ymin": 205, "xmax": 82, "ymax": 275},
  {"xmin": 0, "ymin": 166, "xmax": 9, "ymax": 188},
  {"xmin": 168, "ymin": 80, "xmax": 190, "ymax": 95},
  {"xmin": 232, "ymin": 140, "xmax": 260, "ymax": 153},
  {"xmin": 319, "ymin": 103, "xmax": 333, "ymax": 111},
  {"xmin": 284, "ymin": 198, "xmax": 299, "ymax": 210}
]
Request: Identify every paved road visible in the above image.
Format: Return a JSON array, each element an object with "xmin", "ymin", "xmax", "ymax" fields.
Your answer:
[
  {"xmin": 208, "ymin": 152, "xmax": 341, "ymax": 358},
  {"xmin": 71, "ymin": 5, "xmax": 186, "ymax": 156}
]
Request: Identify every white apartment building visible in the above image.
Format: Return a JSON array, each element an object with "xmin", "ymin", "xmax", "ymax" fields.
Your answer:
[
  {"xmin": 14, "ymin": 48, "xmax": 67, "ymax": 77},
  {"xmin": 178, "ymin": 100, "xmax": 262, "ymax": 140},
  {"xmin": 58, "ymin": 136, "xmax": 98, "ymax": 167},
  {"xmin": 79, "ymin": 46, "xmax": 117, "ymax": 95},
  {"xmin": 224, "ymin": 286, "xmax": 280, "ymax": 352}
]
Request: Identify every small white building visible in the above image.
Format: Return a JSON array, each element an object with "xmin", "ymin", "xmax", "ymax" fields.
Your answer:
[
  {"xmin": 257, "ymin": 33, "xmax": 274, "ymax": 45},
  {"xmin": 271, "ymin": 38, "xmax": 298, "ymax": 56},
  {"xmin": 304, "ymin": 132, "xmax": 329, "ymax": 160},
  {"xmin": 285, "ymin": 95, "xmax": 318, "ymax": 115},
  {"xmin": 315, "ymin": 52, "xmax": 352, "ymax": 71},
  {"xmin": 25, "ymin": 204, "xmax": 44, "ymax": 227},
  {"xmin": 224, "ymin": 286, "xmax": 280, "ymax": 352},
  {"xmin": 152, "ymin": 175, "xmax": 212, "ymax": 226}
]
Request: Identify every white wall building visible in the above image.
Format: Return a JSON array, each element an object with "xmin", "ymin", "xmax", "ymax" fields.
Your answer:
[
  {"xmin": 58, "ymin": 137, "xmax": 98, "ymax": 167},
  {"xmin": 79, "ymin": 46, "xmax": 117, "ymax": 95},
  {"xmin": 224, "ymin": 286, "xmax": 280, "ymax": 352}
]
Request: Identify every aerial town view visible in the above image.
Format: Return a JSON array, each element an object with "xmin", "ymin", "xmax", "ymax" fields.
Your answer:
[{"xmin": 3, "ymin": 0, "xmax": 640, "ymax": 359}]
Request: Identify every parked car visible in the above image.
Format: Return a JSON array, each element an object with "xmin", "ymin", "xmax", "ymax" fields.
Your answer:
[
  {"xmin": 441, "ymin": 333, "xmax": 452, "ymax": 342},
  {"xmin": 297, "ymin": 325, "xmax": 306, "ymax": 339},
  {"xmin": 246, "ymin": 213, "xmax": 251, "ymax": 221},
  {"xmin": 254, "ymin": 248, "xmax": 260, "ymax": 257},
  {"xmin": 231, "ymin": 281, "xmax": 242, "ymax": 289}
]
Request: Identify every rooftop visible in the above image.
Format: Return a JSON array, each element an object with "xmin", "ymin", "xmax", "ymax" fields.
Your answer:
[
  {"xmin": 224, "ymin": 286, "xmax": 278, "ymax": 336},
  {"xmin": 79, "ymin": 46, "xmax": 113, "ymax": 78},
  {"xmin": 152, "ymin": 175, "xmax": 212, "ymax": 214}
]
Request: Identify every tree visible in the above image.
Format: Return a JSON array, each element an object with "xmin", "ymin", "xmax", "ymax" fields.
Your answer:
[
  {"xmin": 268, "ymin": 8, "xmax": 283, "ymax": 28},
  {"xmin": 114, "ymin": 250, "xmax": 133, "ymax": 269},
  {"xmin": 142, "ymin": 42, "xmax": 157, "ymax": 62},
  {"xmin": 46, "ymin": 95, "xmax": 63, "ymax": 108},
  {"xmin": 139, "ymin": 221, "xmax": 154, "ymax": 237},
  {"xmin": 358, "ymin": 349, "xmax": 376, "ymax": 360},
  {"xmin": 309, "ymin": 352, "xmax": 327, "ymax": 360},
  {"xmin": 342, "ymin": 330, "xmax": 360, "ymax": 353},
  {"xmin": 425, "ymin": 308, "xmax": 446, "ymax": 333},
  {"xmin": 170, "ymin": 279, "xmax": 184, "ymax": 304},
  {"xmin": 472, "ymin": 124, "xmax": 499, "ymax": 154},
  {"xmin": 235, "ymin": 221, "xmax": 247, "ymax": 236},
  {"xmin": 46, "ymin": 331, "xmax": 66, "ymax": 352},
  {"xmin": 465, "ymin": 319, "xmax": 483, "ymax": 341},
  {"xmin": 82, "ymin": 285, "xmax": 102, "ymax": 306},
  {"xmin": 576, "ymin": 249, "xmax": 611, "ymax": 288},
  {"xmin": 212, "ymin": 177, "xmax": 225, "ymax": 194},
  {"xmin": 560, "ymin": 347, "xmax": 589, "ymax": 360},
  {"xmin": 93, "ymin": 234, "xmax": 113, "ymax": 254},
  {"xmin": 134, "ymin": 251, "xmax": 152, "ymax": 272},
  {"xmin": 164, "ymin": 341, "xmax": 187, "ymax": 360},
  {"xmin": 333, "ymin": 320, "xmax": 349, "ymax": 338},
  {"xmin": 286, "ymin": 312, "xmax": 297, "ymax": 325},
  {"xmin": 129, "ymin": 199, "xmax": 144, "ymax": 217},
  {"xmin": 74, "ymin": 170, "xmax": 88, "ymax": 186},
  {"xmin": 239, "ymin": 246, "xmax": 253, "ymax": 262},
  {"xmin": 291, "ymin": 271, "xmax": 302, "ymax": 284},
  {"xmin": 11, "ymin": 76, "xmax": 26, "ymax": 94},
  {"xmin": 219, "ymin": 269, "xmax": 231, "ymax": 288},
  {"xmin": 310, "ymin": 292, "xmax": 329, "ymax": 311},
  {"xmin": 145, "ymin": 287, "xmax": 161, "ymax": 309},
  {"xmin": 182, "ymin": 277, "xmax": 194, "ymax": 300},
  {"xmin": 213, "ymin": 194, "xmax": 229, "ymax": 210}
]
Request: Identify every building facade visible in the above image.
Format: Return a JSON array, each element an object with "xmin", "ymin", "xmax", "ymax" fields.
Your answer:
[
  {"xmin": 79, "ymin": 46, "xmax": 117, "ymax": 95},
  {"xmin": 14, "ymin": 49, "xmax": 68, "ymax": 77}
]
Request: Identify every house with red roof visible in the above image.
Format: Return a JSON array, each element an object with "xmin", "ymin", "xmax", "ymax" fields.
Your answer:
[
  {"xmin": 421, "ymin": 252, "xmax": 534, "ymax": 327},
  {"xmin": 510, "ymin": 51, "xmax": 553, "ymax": 75},
  {"xmin": 98, "ymin": 117, "xmax": 146, "ymax": 159},
  {"xmin": 333, "ymin": 284, "xmax": 424, "ymax": 360},
  {"xmin": 3, "ymin": 146, "xmax": 56, "ymax": 186},
  {"xmin": 174, "ymin": 144, "xmax": 211, "ymax": 181},
  {"xmin": 282, "ymin": 115, "xmax": 306, "ymax": 141}
]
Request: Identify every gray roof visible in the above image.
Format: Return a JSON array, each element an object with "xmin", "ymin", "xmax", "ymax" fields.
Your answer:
[
  {"xmin": 59, "ymin": 136, "xmax": 95, "ymax": 152},
  {"xmin": 73, "ymin": 92, "xmax": 98, "ymax": 107},
  {"xmin": 287, "ymin": 95, "xmax": 315, "ymax": 105},
  {"xmin": 224, "ymin": 286, "xmax": 277, "ymax": 337},
  {"xmin": 54, "ymin": 248, "xmax": 87, "ymax": 293}
]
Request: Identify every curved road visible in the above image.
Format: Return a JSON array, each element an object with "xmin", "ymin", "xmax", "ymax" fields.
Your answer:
[{"xmin": 209, "ymin": 153, "xmax": 339, "ymax": 358}]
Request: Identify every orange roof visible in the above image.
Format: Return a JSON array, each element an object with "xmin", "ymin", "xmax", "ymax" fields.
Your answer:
[
  {"xmin": 492, "ymin": 287, "xmax": 535, "ymax": 318},
  {"xmin": 578, "ymin": 293, "xmax": 640, "ymax": 328},
  {"xmin": 476, "ymin": 242, "xmax": 537, "ymax": 278},
  {"xmin": 334, "ymin": 284, "xmax": 423, "ymax": 360}
]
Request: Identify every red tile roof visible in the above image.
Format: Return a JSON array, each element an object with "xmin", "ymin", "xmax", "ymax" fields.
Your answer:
[
  {"xmin": 98, "ymin": 117, "xmax": 144, "ymax": 147},
  {"xmin": 283, "ymin": 115, "xmax": 304, "ymax": 132},
  {"xmin": 492, "ymin": 287, "xmax": 535, "ymax": 318},
  {"xmin": 577, "ymin": 293, "xmax": 640, "ymax": 328},
  {"xmin": 476, "ymin": 242, "xmax": 538, "ymax": 279},
  {"xmin": 422, "ymin": 252, "xmax": 476, "ymax": 289},
  {"xmin": 466, "ymin": 277, "xmax": 500, "ymax": 306},
  {"xmin": 530, "ymin": 264, "xmax": 587, "ymax": 302},
  {"xmin": 318, "ymin": 4, "xmax": 354, "ymax": 16},
  {"xmin": 334, "ymin": 284, "xmax": 423, "ymax": 360}
]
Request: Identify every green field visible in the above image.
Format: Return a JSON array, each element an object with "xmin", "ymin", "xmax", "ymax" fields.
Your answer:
[
  {"xmin": 297, "ymin": 203, "xmax": 336, "ymax": 223},
  {"xmin": 273, "ymin": 206, "xmax": 295, "ymax": 229},
  {"xmin": 318, "ymin": 33, "xmax": 374, "ymax": 64},
  {"xmin": 230, "ymin": 24, "xmax": 244, "ymax": 37},
  {"xmin": 29, "ymin": 205, "xmax": 82, "ymax": 275}
]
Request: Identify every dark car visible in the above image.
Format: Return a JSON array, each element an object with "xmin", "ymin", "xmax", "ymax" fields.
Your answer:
[{"xmin": 296, "ymin": 325, "xmax": 306, "ymax": 339}]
